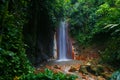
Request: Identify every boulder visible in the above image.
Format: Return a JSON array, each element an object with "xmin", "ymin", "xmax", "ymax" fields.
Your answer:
[
  {"xmin": 69, "ymin": 66, "xmax": 77, "ymax": 72},
  {"xmin": 86, "ymin": 65, "xmax": 104, "ymax": 75},
  {"xmin": 54, "ymin": 65, "xmax": 61, "ymax": 69},
  {"xmin": 79, "ymin": 65, "xmax": 90, "ymax": 74}
]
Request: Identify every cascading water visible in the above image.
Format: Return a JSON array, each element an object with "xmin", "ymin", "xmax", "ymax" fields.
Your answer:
[
  {"xmin": 58, "ymin": 21, "xmax": 67, "ymax": 60},
  {"xmin": 56, "ymin": 20, "xmax": 72, "ymax": 61}
]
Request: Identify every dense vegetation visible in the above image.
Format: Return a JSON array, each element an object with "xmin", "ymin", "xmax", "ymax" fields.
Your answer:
[
  {"xmin": 0, "ymin": 0, "xmax": 33, "ymax": 80},
  {"xmin": 0, "ymin": 0, "xmax": 120, "ymax": 79},
  {"xmin": 19, "ymin": 69, "xmax": 77, "ymax": 80},
  {"xmin": 68, "ymin": 0, "xmax": 120, "ymax": 68}
]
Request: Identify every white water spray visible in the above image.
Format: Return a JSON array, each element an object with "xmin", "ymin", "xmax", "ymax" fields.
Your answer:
[
  {"xmin": 58, "ymin": 21, "xmax": 67, "ymax": 60},
  {"xmin": 55, "ymin": 20, "xmax": 73, "ymax": 61}
]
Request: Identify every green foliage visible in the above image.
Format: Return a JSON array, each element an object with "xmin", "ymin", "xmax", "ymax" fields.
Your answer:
[
  {"xmin": 61, "ymin": 0, "xmax": 120, "ymax": 69},
  {"xmin": 20, "ymin": 68, "xmax": 77, "ymax": 80},
  {"xmin": 109, "ymin": 70, "xmax": 120, "ymax": 80},
  {"xmin": 45, "ymin": 0, "xmax": 72, "ymax": 24},
  {"xmin": 103, "ymin": 24, "xmax": 120, "ymax": 36},
  {"xmin": 0, "ymin": 0, "xmax": 33, "ymax": 80},
  {"xmin": 69, "ymin": 0, "xmax": 105, "ymax": 45},
  {"xmin": 99, "ymin": 24, "xmax": 120, "ymax": 67},
  {"xmin": 68, "ymin": 0, "xmax": 120, "ymax": 44},
  {"xmin": 75, "ymin": 33, "xmax": 92, "ymax": 45},
  {"xmin": 94, "ymin": 2, "xmax": 120, "ymax": 29},
  {"xmin": 100, "ymin": 37, "xmax": 120, "ymax": 67},
  {"xmin": 0, "ymin": 48, "xmax": 33, "ymax": 80}
]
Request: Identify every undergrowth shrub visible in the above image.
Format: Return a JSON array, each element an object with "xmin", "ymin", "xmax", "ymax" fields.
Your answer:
[
  {"xmin": 0, "ymin": 1, "xmax": 33, "ymax": 80},
  {"xmin": 0, "ymin": 48, "xmax": 33, "ymax": 80},
  {"xmin": 20, "ymin": 69, "xmax": 77, "ymax": 80},
  {"xmin": 109, "ymin": 70, "xmax": 120, "ymax": 80},
  {"xmin": 100, "ymin": 37, "xmax": 120, "ymax": 68}
]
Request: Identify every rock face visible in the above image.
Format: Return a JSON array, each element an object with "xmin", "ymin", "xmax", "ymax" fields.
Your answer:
[
  {"xmin": 86, "ymin": 65, "xmax": 104, "ymax": 75},
  {"xmin": 23, "ymin": 0, "xmax": 55, "ymax": 65},
  {"xmin": 79, "ymin": 64, "xmax": 106, "ymax": 76}
]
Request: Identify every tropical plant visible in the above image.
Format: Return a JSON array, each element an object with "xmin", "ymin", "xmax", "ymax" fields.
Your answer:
[
  {"xmin": 20, "ymin": 68, "xmax": 77, "ymax": 80},
  {"xmin": 109, "ymin": 70, "xmax": 120, "ymax": 80},
  {"xmin": 0, "ymin": 0, "xmax": 33, "ymax": 79}
]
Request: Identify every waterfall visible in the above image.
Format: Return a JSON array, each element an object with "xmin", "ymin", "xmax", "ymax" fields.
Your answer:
[{"xmin": 56, "ymin": 20, "xmax": 72, "ymax": 61}]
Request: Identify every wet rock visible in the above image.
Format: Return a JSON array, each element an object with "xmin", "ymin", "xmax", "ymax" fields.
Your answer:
[
  {"xmin": 68, "ymin": 66, "xmax": 77, "ymax": 72},
  {"xmin": 86, "ymin": 65, "xmax": 104, "ymax": 75},
  {"xmin": 79, "ymin": 65, "xmax": 89, "ymax": 74},
  {"xmin": 79, "ymin": 64, "xmax": 105, "ymax": 76},
  {"xmin": 101, "ymin": 72, "xmax": 112, "ymax": 79},
  {"xmin": 97, "ymin": 76, "xmax": 105, "ymax": 80},
  {"xmin": 86, "ymin": 62, "xmax": 91, "ymax": 66},
  {"xmin": 54, "ymin": 65, "xmax": 61, "ymax": 69}
]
